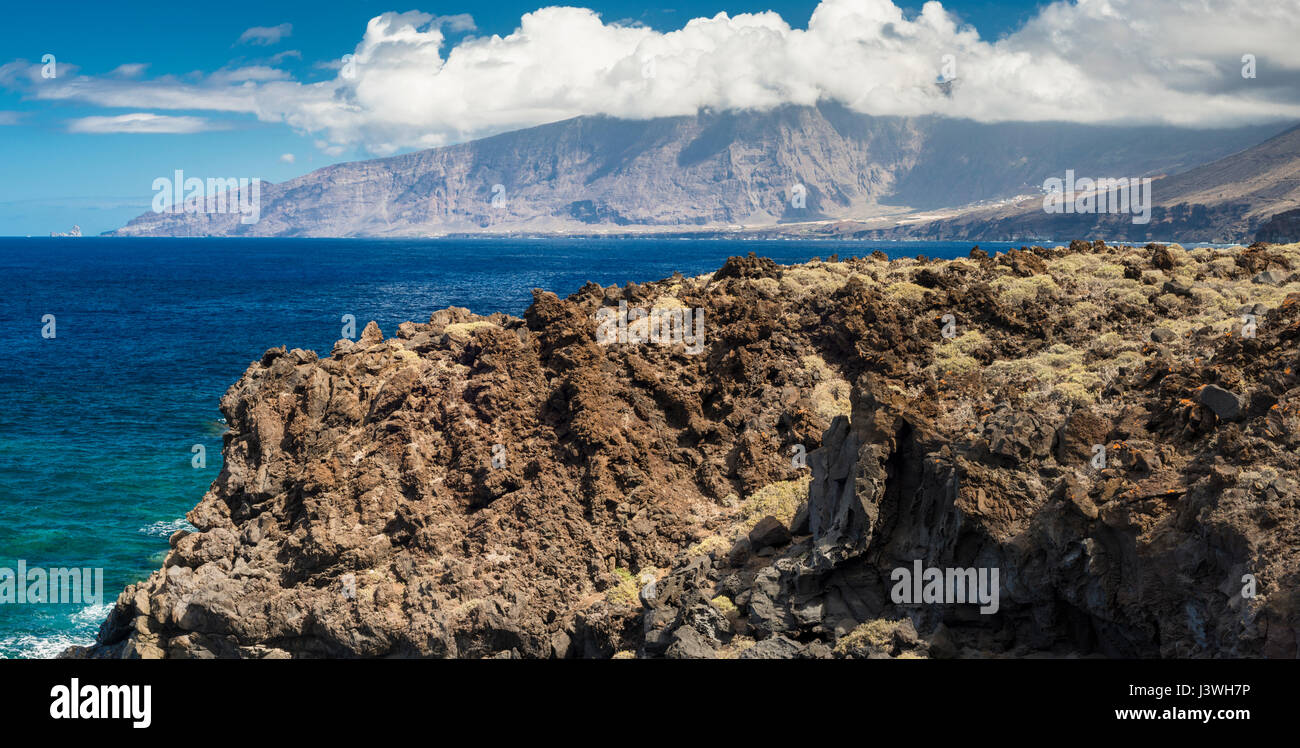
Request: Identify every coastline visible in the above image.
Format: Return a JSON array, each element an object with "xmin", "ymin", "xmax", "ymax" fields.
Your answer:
[{"xmin": 63, "ymin": 239, "xmax": 1300, "ymax": 659}]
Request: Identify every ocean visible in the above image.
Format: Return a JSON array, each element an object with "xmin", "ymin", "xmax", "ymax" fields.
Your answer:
[{"xmin": 0, "ymin": 236, "xmax": 1021, "ymax": 657}]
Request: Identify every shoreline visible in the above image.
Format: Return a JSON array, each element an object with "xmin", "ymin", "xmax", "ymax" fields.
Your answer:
[{"xmin": 63, "ymin": 239, "xmax": 1300, "ymax": 659}]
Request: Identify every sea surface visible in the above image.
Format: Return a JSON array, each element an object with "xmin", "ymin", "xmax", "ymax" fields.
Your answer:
[{"xmin": 0, "ymin": 236, "xmax": 1027, "ymax": 657}]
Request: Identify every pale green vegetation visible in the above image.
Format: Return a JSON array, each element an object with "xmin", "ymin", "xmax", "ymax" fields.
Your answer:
[
  {"xmin": 685, "ymin": 534, "xmax": 731, "ymax": 557},
  {"xmin": 685, "ymin": 477, "xmax": 811, "ymax": 558},
  {"xmin": 443, "ymin": 321, "xmax": 499, "ymax": 340},
  {"xmin": 1092, "ymin": 263, "xmax": 1126, "ymax": 279},
  {"xmin": 985, "ymin": 343, "xmax": 1107, "ymax": 406},
  {"xmin": 991, "ymin": 274, "xmax": 1060, "ymax": 305},
  {"xmin": 777, "ymin": 263, "xmax": 862, "ymax": 298},
  {"xmin": 803, "ymin": 354, "xmax": 852, "ymax": 420},
  {"xmin": 1046, "ymin": 254, "xmax": 1095, "ymax": 275},
  {"xmin": 970, "ymin": 242, "xmax": 1300, "ymax": 410},
  {"xmin": 931, "ymin": 329, "xmax": 988, "ymax": 376},
  {"xmin": 710, "ymin": 595, "xmax": 739, "ymax": 623},
  {"xmin": 737, "ymin": 477, "xmax": 810, "ymax": 531},
  {"xmin": 885, "ymin": 281, "xmax": 930, "ymax": 302},
  {"xmin": 651, "ymin": 294, "xmax": 688, "ymax": 309},
  {"xmin": 835, "ymin": 618, "xmax": 902, "ymax": 654},
  {"xmin": 719, "ymin": 636, "xmax": 757, "ymax": 659},
  {"xmin": 606, "ymin": 568, "xmax": 640, "ymax": 607}
]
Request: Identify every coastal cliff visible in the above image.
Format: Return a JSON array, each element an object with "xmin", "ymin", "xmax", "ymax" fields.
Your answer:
[
  {"xmin": 107, "ymin": 105, "xmax": 1285, "ymax": 240},
  {"xmin": 69, "ymin": 241, "xmax": 1300, "ymax": 658}
]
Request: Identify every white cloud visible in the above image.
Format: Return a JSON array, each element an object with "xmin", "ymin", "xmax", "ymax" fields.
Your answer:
[
  {"xmin": 3, "ymin": 60, "xmax": 261, "ymax": 112},
  {"xmin": 431, "ymin": 14, "xmax": 476, "ymax": 32},
  {"xmin": 208, "ymin": 66, "xmax": 292, "ymax": 84},
  {"xmin": 0, "ymin": 111, "xmax": 21, "ymax": 125},
  {"xmin": 110, "ymin": 63, "xmax": 148, "ymax": 78},
  {"xmin": 8, "ymin": 1, "xmax": 1300, "ymax": 154},
  {"xmin": 66, "ymin": 113, "xmax": 219, "ymax": 134},
  {"xmin": 280, "ymin": 152, "xmax": 295, "ymax": 163},
  {"xmin": 237, "ymin": 23, "xmax": 292, "ymax": 46}
]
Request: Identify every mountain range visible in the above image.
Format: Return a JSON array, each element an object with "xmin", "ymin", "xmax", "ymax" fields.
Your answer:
[{"xmin": 110, "ymin": 103, "xmax": 1297, "ymax": 242}]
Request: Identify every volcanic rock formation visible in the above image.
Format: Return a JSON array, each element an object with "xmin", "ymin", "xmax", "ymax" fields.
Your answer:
[{"xmin": 69, "ymin": 241, "xmax": 1300, "ymax": 658}]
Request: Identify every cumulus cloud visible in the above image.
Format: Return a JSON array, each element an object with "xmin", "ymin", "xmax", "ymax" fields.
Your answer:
[
  {"xmin": 237, "ymin": 23, "xmax": 292, "ymax": 46},
  {"xmin": 8, "ymin": 0, "xmax": 1300, "ymax": 154},
  {"xmin": 264, "ymin": 0, "xmax": 1300, "ymax": 151},
  {"xmin": 280, "ymin": 152, "xmax": 296, "ymax": 163},
  {"xmin": 67, "ymin": 113, "xmax": 220, "ymax": 134}
]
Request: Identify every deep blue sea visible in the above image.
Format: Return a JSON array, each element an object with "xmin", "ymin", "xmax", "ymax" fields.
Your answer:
[{"xmin": 0, "ymin": 237, "xmax": 1021, "ymax": 657}]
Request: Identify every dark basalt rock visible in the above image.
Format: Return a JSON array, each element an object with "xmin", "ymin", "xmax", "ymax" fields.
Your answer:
[
  {"xmin": 1200, "ymin": 384, "xmax": 1244, "ymax": 422},
  {"xmin": 748, "ymin": 516, "xmax": 791, "ymax": 551}
]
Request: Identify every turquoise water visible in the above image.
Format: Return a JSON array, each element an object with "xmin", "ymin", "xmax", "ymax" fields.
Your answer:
[{"xmin": 0, "ymin": 237, "xmax": 1019, "ymax": 657}]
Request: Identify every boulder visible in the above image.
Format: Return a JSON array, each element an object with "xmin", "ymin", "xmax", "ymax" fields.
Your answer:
[
  {"xmin": 1200, "ymin": 384, "xmax": 1244, "ymax": 422},
  {"xmin": 664, "ymin": 625, "xmax": 717, "ymax": 659},
  {"xmin": 1150, "ymin": 327, "xmax": 1176, "ymax": 343},
  {"xmin": 727, "ymin": 536, "xmax": 752, "ymax": 566},
  {"xmin": 748, "ymin": 516, "xmax": 792, "ymax": 551},
  {"xmin": 738, "ymin": 635, "xmax": 803, "ymax": 659}
]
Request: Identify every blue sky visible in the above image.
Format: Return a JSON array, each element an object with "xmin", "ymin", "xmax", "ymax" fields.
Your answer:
[
  {"xmin": 1, "ymin": 0, "xmax": 1294, "ymax": 236},
  {"xmin": 0, "ymin": 1, "xmax": 1048, "ymax": 235}
]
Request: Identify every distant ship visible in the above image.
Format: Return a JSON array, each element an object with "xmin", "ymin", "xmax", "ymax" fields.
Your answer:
[{"xmin": 50, "ymin": 225, "xmax": 82, "ymax": 237}]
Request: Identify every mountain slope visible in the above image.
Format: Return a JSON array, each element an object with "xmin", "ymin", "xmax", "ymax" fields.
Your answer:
[
  {"xmin": 1158, "ymin": 123, "xmax": 1300, "ymax": 211},
  {"xmin": 110, "ymin": 105, "xmax": 1286, "ymax": 238},
  {"xmin": 850, "ymin": 123, "xmax": 1300, "ymax": 243}
]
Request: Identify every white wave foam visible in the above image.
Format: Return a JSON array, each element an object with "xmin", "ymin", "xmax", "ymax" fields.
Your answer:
[
  {"xmin": 0, "ymin": 603, "xmax": 113, "ymax": 659},
  {"xmin": 138, "ymin": 517, "xmax": 195, "ymax": 537},
  {"xmin": 71, "ymin": 602, "xmax": 113, "ymax": 626},
  {"xmin": 0, "ymin": 633, "xmax": 91, "ymax": 659}
]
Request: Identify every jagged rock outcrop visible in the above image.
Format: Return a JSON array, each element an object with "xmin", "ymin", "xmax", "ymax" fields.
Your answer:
[
  {"xmin": 69, "ymin": 241, "xmax": 1300, "ymax": 658},
  {"xmin": 1257, "ymin": 209, "xmax": 1300, "ymax": 244}
]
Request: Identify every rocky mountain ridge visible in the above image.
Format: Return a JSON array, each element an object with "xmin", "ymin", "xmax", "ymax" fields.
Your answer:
[{"xmin": 109, "ymin": 105, "xmax": 1287, "ymax": 241}]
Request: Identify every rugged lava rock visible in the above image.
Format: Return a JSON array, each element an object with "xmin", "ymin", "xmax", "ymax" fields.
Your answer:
[{"xmin": 69, "ymin": 241, "xmax": 1300, "ymax": 658}]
